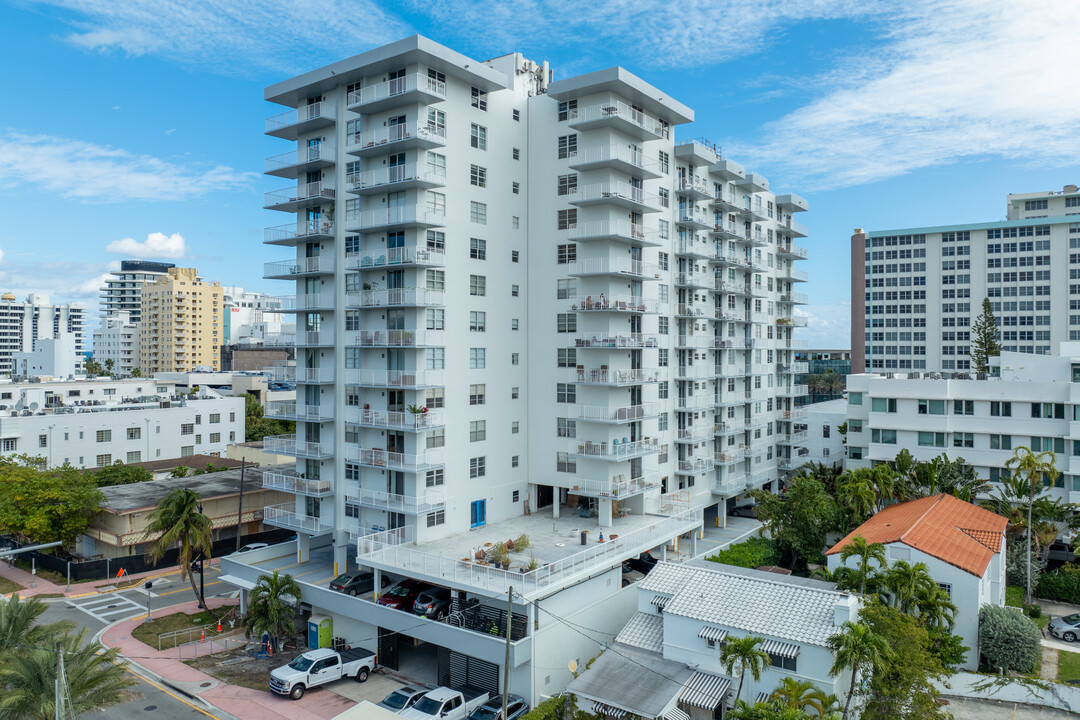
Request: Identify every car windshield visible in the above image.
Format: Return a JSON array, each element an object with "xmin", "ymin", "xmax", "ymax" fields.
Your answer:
[
  {"xmin": 469, "ymin": 705, "xmax": 499, "ymax": 720},
  {"xmin": 388, "ymin": 585, "xmax": 412, "ymax": 596},
  {"xmin": 1064, "ymin": 614, "xmax": 1080, "ymax": 625},
  {"xmin": 287, "ymin": 656, "xmax": 315, "ymax": 671},
  {"xmin": 413, "ymin": 696, "xmax": 442, "ymax": 715},
  {"xmin": 332, "ymin": 575, "xmax": 353, "ymax": 584},
  {"xmin": 381, "ymin": 691, "xmax": 410, "ymax": 709}
]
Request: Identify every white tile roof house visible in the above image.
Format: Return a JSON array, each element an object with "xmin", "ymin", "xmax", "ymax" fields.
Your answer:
[{"xmin": 569, "ymin": 561, "xmax": 861, "ymax": 719}]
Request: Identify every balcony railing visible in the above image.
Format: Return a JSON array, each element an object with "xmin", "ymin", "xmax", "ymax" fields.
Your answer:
[
  {"xmin": 264, "ymin": 503, "xmax": 333, "ymax": 535},
  {"xmin": 347, "ymin": 246, "xmax": 445, "ymax": 269},
  {"xmin": 567, "ymin": 101, "xmax": 668, "ymax": 140},
  {"xmin": 776, "ymin": 316, "xmax": 808, "ymax": 328},
  {"xmin": 677, "ymin": 394, "xmax": 714, "ymax": 410},
  {"xmin": 677, "ymin": 178, "xmax": 711, "ymax": 197},
  {"xmin": 574, "ymin": 403, "xmax": 660, "ymax": 423},
  {"xmin": 677, "ymin": 456, "xmax": 713, "ymax": 474},
  {"xmin": 263, "ymin": 256, "xmax": 334, "ymax": 278},
  {"xmin": 783, "ymin": 408, "xmax": 809, "ymax": 421},
  {"xmin": 570, "ymin": 368, "xmax": 661, "ymax": 385},
  {"xmin": 277, "ymin": 293, "xmax": 332, "ymax": 312},
  {"xmin": 715, "ymin": 448, "xmax": 748, "ymax": 465},
  {"xmin": 348, "ymin": 206, "xmax": 446, "ymax": 231},
  {"xmin": 779, "ymin": 362, "xmax": 810, "ymax": 374},
  {"xmin": 356, "ymin": 408, "xmax": 445, "ymax": 431},
  {"xmin": 296, "ymin": 367, "xmax": 335, "ymax": 383},
  {"xmin": 566, "ymin": 182, "xmax": 662, "ymax": 212},
  {"xmin": 264, "ymin": 181, "xmax": 335, "ymax": 210},
  {"xmin": 564, "ymin": 473, "xmax": 661, "ymax": 499},
  {"xmin": 265, "ymin": 100, "xmax": 337, "ymax": 138},
  {"xmin": 348, "ymin": 288, "xmax": 445, "ymax": 307},
  {"xmin": 747, "ymin": 471, "xmax": 773, "ymax": 488},
  {"xmin": 356, "ymin": 329, "xmax": 444, "ymax": 347},
  {"xmin": 265, "ymin": 401, "xmax": 333, "ymax": 422},
  {"xmin": 677, "ymin": 210, "xmax": 711, "ymax": 227},
  {"xmin": 570, "ymin": 437, "xmax": 660, "ymax": 461},
  {"xmin": 261, "ymin": 471, "xmax": 333, "ymax": 497},
  {"xmin": 348, "ymin": 162, "xmax": 446, "ymax": 192},
  {"xmin": 779, "ymin": 292, "xmax": 809, "ymax": 305},
  {"xmin": 568, "ymin": 144, "xmax": 662, "ymax": 176},
  {"xmin": 675, "ymin": 271, "xmax": 713, "ymax": 288},
  {"xmin": 568, "ymin": 256, "xmax": 661, "ymax": 278},
  {"xmin": 262, "ymin": 435, "xmax": 333, "ymax": 459},
  {"xmin": 676, "ymin": 364, "xmax": 713, "ymax": 380},
  {"xmin": 265, "ymin": 220, "xmax": 335, "ymax": 246},
  {"xmin": 715, "ymin": 308, "xmax": 747, "ymax": 323},
  {"xmin": 296, "ymin": 330, "xmax": 335, "ymax": 346},
  {"xmin": 265, "ymin": 143, "xmax": 336, "ymax": 176},
  {"xmin": 352, "ymin": 369, "xmax": 446, "ymax": 388},
  {"xmin": 715, "ymin": 280, "xmax": 750, "ymax": 295},
  {"xmin": 782, "ymin": 267, "xmax": 809, "ymax": 282},
  {"xmin": 715, "ymin": 421, "xmax": 745, "ymax": 435},
  {"xmin": 356, "ymin": 448, "xmax": 445, "ymax": 472},
  {"xmin": 568, "ymin": 333, "xmax": 661, "ymax": 349},
  {"xmin": 676, "ymin": 335, "xmax": 712, "ymax": 349},
  {"xmin": 779, "ymin": 384, "xmax": 809, "ymax": 397},
  {"xmin": 347, "ymin": 122, "xmax": 447, "ymax": 155},
  {"xmin": 777, "ymin": 244, "xmax": 809, "ymax": 259},
  {"xmin": 676, "ymin": 426, "xmax": 713, "ymax": 443},
  {"xmin": 347, "ymin": 486, "xmax": 448, "ymax": 515},
  {"xmin": 568, "ymin": 295, "xmax": 663, "ymax": 314},
  {"xmin": 567, "ymin": 221, "xmax": 663, "ymax": 246},
  {"xmin": 676, "ymin": 238, "xmax": 713, "ymax": 258},
  {"xmin": 347, "ymin": 73, "xmax": 446, "ymax": 109}
]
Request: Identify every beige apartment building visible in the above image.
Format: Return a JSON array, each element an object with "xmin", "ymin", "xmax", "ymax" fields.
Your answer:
[{"xmin": 138, "ymin": 267, "xmax": 224, "ymax": 373}]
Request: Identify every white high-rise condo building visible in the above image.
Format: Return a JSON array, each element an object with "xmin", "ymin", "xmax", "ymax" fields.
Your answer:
[
  {"xmin": 222, "ymin": 36, "xmax": 809, "ymax": 702},
  {"xmin": 851, "ymin": 184, "xmax": 1080, "ymax": 373},
  {"xmin": 93, "ymin": 311, "xmax": 140, "ymax": 376},
  {"xmin": 100, "ymin": 260, "xmax": 176, "ymax": 323},
  {"xmin": 0, "ymin": 292, "xmax": 85, "ymax": 376}
]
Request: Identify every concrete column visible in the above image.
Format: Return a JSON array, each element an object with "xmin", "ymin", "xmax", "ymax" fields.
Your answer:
[
  {"xmin": 659, "ymin": 544, "xmax": 667, "ymax": 561},
  {"xmin": 333, "ymin": 531, "xmax": 348, "ymax": 578},
  {"xmin": 239, "ymin": 588, "xmax": 248, "ymax": 615},
  {"xmin": 598, "ymin": 498, "xmax": 613, "ymax": 528},
  {"xmin": 690, "ymin": 533, "xmax": 698, "ymax": 557},
  {"xmin": 373, "ymin": 568, "xmax": 382, "ymax": 601},
  {"xmin": 552, "ymin": 495, "xmax": 560, "ymax": 519},
  {"xmin": 298, "ymin": 532, "xmax": 311, "ymax": 564}
]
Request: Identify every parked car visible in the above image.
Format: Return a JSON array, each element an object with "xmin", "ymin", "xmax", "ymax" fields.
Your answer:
[
  {"xmin": 236, "ymin": 542, "xmax": 268, "ymax": 553},
  {"xmin": 467, "ymin": 694, "xmax": 530, "ymax": 720},
  {"xmin": 728, "ymin": 505, "xmax": 757, "ymax": 519},
  {"xmin": 626, "ymin": 551, "xmax": 658, "ymax": 575},
  {"xmin": 269, "ymin": 647, "xmax": 376, "ymax": 700},
  {"xmin": 377, "ymin": 578, "xmax": 431, "ymax": 610},
  {"xmin": 377, "ymin": 684, "xmax": 436, "ymax": 712},
  {"xmin": 413, "ymin": 586, "xmax": 452, "ymax": 620},
  {"xmin": 1049, "ymin": 613, "xmax": 1080, "ymax": 641},
  {"xmin": 399, "ymin": 687, "xmax": 491, "ymax": 720},
  {"xmin": 329, "ymin": 571, "xmax": 389, "ymax": 596}
]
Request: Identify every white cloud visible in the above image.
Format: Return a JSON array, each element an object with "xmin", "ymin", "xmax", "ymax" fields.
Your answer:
[
  {"xmin": 733, "ymin": 0, "xmax": 1080, "ymax": 189},
  {"xmin": 794, "ymin": 302, "xmax": 850, "ymax": 348},
  {"xmin": 0, "ymin": 130, "xmax": 255, "ymax": 202},
  {"xmin": 106, "ymin": 232, "xmax": 186, "ymax": 259},
  {"xmin": 32, "ymin": 0, "xmax": 412, "ymax": 74},
  {"xmin": 0, "ymin": 247, "xmax": 5, "ymax": 265}
]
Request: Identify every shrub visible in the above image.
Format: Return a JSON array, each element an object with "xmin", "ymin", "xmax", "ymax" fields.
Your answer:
[
  {"xmin": 1036, "ymin": 565, "xmax": 1080, "ymax": 604},
  {"xmin": 706, "ymin": 537, "xmax": 781, "ymax": 569},
  {"xmin": 979, "ymin": 604, "xmax": 1042, "ymax": 673},
  {"xmin": 1028, "ymin": 604, "xmax": 1043, "ymax": 619}
]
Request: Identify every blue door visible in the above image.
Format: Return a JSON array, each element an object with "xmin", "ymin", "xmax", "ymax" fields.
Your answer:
[{"xmin": 470, "ymin": 500, "xmax": 486, "ymax": 528}]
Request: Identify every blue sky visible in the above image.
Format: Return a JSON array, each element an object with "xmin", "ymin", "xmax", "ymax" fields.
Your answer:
[{"xmin": 1, "ymin": 0, "xmax": 1078, "ymax": 348}]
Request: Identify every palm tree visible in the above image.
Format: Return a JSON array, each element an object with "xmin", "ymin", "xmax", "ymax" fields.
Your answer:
[
  {"xmin": 823, "ymin": 369, "xmax": 846, "ymax": 399},
  {"xmin": 826, "ymin": 621, "xmax": 891, "ymax": 720},
  {"xmin": 104, "ymin": 357, "xmax": 115, "ymax": 374},
  {"xmin": 912, "ymin": 583, "xmax": 958, "ymax": 631},
  {"xmin": 877, "ymin": 560, "xmax": 937, "ymax": 615},
  {"xmin": 721, "ymin": 635, "xmax": 772, "ymax": 704},
  {"xmin": 836, "ymin": 474, "xmax": 875, "ymax": 530},
  {"xmin": 0, "ymin": 594, "xmax": 74, "ymax": 657},
  {"xmin": 838, "ymin": 536, "xmax": 886, "ymax": 595},
  {"xmin": 0, "ymin": 628, "xmax": 134, "ymax": 720},
  {"xmin": 145, "ymin": 487, "xmax": 213, "ymax": 607},
  {"xmin": 770, "ymin": 676, "xmax": 836, "ymax": 716},
  {"xmin": 243, "ymin": 571, "xmax": 303, "ymax": 651},
  {"xmin": 1006, "ymin": 446, "xmax": 1059, "ymax": 604},
  {"xmin": 811, "ymin": 566, "xmax": 860, "ymax": 593}
]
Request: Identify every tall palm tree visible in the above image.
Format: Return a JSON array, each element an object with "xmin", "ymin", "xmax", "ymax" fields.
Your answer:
[
  {"xmin": 823, "ymin": 369, "xmax": 846, "ymax": 399},
  {"xmin": 770, "ymin": 676, "xmax": 837, "ymax": 716},
  {"xmin": 145, "ymin": 487, "xmax": 213, "ymax": 607},
  {"xmin": 1006, "ymin": 446, "xmax": 1059, "ymax": 604},
  {"xmin": 0, "ymin": 593, "xmax": 74, "ymax": 657},
  {"xmin": 811, "ymin": 566, "xmax": 859, "ymax": 593},
  {"xmin": 836, "ymin": 474, "xmax": 875, "ymax": 530},
  {"xmin": 0, "ymin": 628, "xmax": 134, "ymax": 720},
  {"xmin": 826, "ymin": 621, "xmax": 890, "ymax": 720},
  {"xmin": 912, "ymin": 583, "xmax": 958, "ymax": 631},
  {"xmin": 243, "ymin": 571, "xmax": 303, "ymax": 651},
  {"xmin": 838, "ymin": 536, "xmax": 887, "ymax": 595},
  {"xmin": 868, "ymin": 464, "xmax": 895, "ymax": 511},
  {"xmin": 878, "ymin": 560, "xmax": 936, "ymax": 614},
  {"xmin": 721, "ymin": 635, "xmax": 772, "ymax": 704}
]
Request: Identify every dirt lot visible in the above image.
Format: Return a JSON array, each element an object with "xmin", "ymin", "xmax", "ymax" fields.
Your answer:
[{"xmin": 185, "ymin": 642, "xmax": 307, "ymax": 691}]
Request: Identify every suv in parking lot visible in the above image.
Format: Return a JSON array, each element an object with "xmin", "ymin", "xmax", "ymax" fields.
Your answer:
[
  {"xmin": 329, "ymin": 571, "xmax": 388, "ymax": 596},
  {"xmin": 413, "ymin": 586, "xmax": 452, "ymax": 620},
  {"xmin": 377, "ymin": 578, "xmax": 431, "ymax": 610}
]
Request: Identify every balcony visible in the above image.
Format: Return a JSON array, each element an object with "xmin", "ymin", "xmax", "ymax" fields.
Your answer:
[
  {"xmin": 265, "ymin": 401, "xmax": 334, "ymax": 422},
  {"xmin": 711, "ymin": 193, "xmax": 741, "ymax": 212},
  {"xmin": 779, "ymin": 292, "xmax": 809, "ymax": 305},
  {"xmin": 348, "ymin": 206, "xmax": 446, "ymax": 232},
  {"xmin": 715, "ymin": 280, "xmax": 751, "ymax": 296},
  {"xmin": 676, "ymin": 304, "xmax": 709, "ymax": 318},
  {"xmin": 347, "ymin": 162, "xmax": 446, "ymax": 194},
  {"xmin": 677, "ymin": 456, "xmax": 713, "ymax": 474},
  {"xmin": 567, "ymin": 256, "xmax": 661, "ymax": 279},
  {"xmin": 347, "ymin": 246, "xmax": 445, "ymax": 270},
  {"xmin": 264, "ymin": 220, "xmax": 335, "ymax": 247},
  {"xmin": 676, "ymin": 209, "xmax": 712, "ymax": 229},
  {"xmin": 715, "ymin": 448, "xmax": 748, "ymax": 466},
  {"xmin": 779, "ymin": 362, "xmax": 809, "ymax": 374},
  {"xmin": 746, "ymin": 470, "xmax": 773, "ymax": 488},
  {"xmin": 711, "ymin": 158, "xmax": 745, "ymax": 181},
  {"xmin": 265, "ymin": 143, "xmax": 336, "ymax": 179},
  {"xmin": 711, "ymin": 223, "xmax": 743, "ymax": 241},
  {"xmin": 715, "ymin": 308, "xmax": 747, "ymax": 323},
  {"xmin": 566, "ymin": 101, "xmax": 668, "ymax": 141},
  {"xmin": 347, "ymin": 287, "xmax": 445, "ymax": 308},
  {"xmin": 568, "ymin": 294, "xmax": 664, "ymax": 314},
  {"xmin": 296, "ymin": 367, "xmax": 335, "ymax": 384},
  {"xmin": 566, "ymin": 182, "xmax": 662, "ymax": 213},
  {"xmin": 777, "ymin": 338, "xmax": 809, "ymax": 350},
  {"xmin": 780, "ymin": 429, "xmax": 809, "ymax": 445},
  {"xmin": 777, "ymin": 316, "xmax": 808, "ymax": 328},
  {"xmin": 676, "ymin": 238, "xmax": 713, "ymax": 259},
  {"xmin": 263, "ymin": 256, "xmax": 334, "ymax": 279},
  {"xmin": 736, "ymin": 172, "xmax": 769, "ymax": 194},
  {"xmin": 676, "ymin": 334, "xmax": 712, "ymax": 349},
  {"xmin": 675, "ymin": 426, "xmax": 713, "ymax": 444},
  {"xmin": 296, "ymin": 329, "xmax": 335, "ymax": 347},
  {"xmin": 779, "ymin": 219, "xmax": 809, "ymax": 238},
  {"xmin": 570, "ymin": 367, "xmax": 661, "ymax": 386},
  {"xmin": 741, "ymin": 230, "xmax": 768, "ymax": 247},
  {"xmin": 346, "ymin": 73, "xmax": 447, "ymax": 113},
  {"xmin": 564, "ymin": 472, "xmax": 660, "ymax": 499},
  {"xmin": 277, "ymin": 293, "xmax": 333, "ymax": 312},
  {"xmin": 264, "ymin": 503, "xmax": 333, "ymax": 536},
  {"xmin": 346, "ymin": 486, "xmax": 448, "ymax": 515},
  {"xmin": 715, "ymin": 421, "xmax": 745, "ymax": 436},
  {"xmin": 262, "ymin": 471, "xmax": 333, "ymax": 497},
  {"xmin": 356, "ymin": 329, "xmax": 444, "ymax": 347},
  {"xmin": 569, "ymin": 437, "xmax": 660, "ymax": 461},
  {"xmin": 352, "ymin": 369, "xmax": 445, "ymax": 389},
  {"xmin": 746, "ymin": 363, "xmax": 772, "ymax": 376},
  {"xmin": 676, "ymin": 178, "xmax": 712, "ymax": 201},
  {"xmin": 778, "ymin": 384, "xmax": 809, "ymax": 397},
  {"xmin": 781, "ymin": 266, "xmax": 809, "ymax": 282},
  {"xmin": 677, "ymin": 394, "xmax": 714, "ymax": 410},
  {"xmin": 567, "ymin": 220, "xmax": 664, "ymax": 247},
  {"xmin": 568, "ymin": 145, "xmax": 663, "ymax": 178},
  {"xmin": 355, "ymin": 408, "xmax": 445, "ymax": 431},
  {"xmin": 346, "ymin": 122, "xmax": 447, "ymax": 157},
  {"xmin": 713, "ymin": 475, "xmax": 746, "ymax": 496},
  {"xmin": 568, "ymin": 333, "xmax": 660, "ymax": 349},
  {"xmin": 262, "ymin": 434, "xmax": 333, "ymax": 459},
  {"xmin": 716, "ymin": 391, "xmax": 747, "ymax": 407},
  {"xmin": 675, "ymin": 271, "xmax": 713, "ymax": 289},
  {"xmin": 782, "ymin": 408, "xmax": 809, "ymax": 421},
  {"xmin": 574, "ymin": 403, "xmax": 661, "ymax": 424},
  {"xmin": 265, "ymin": 100, "xmax": 337, "ymax": 140},
  {"xmin": 712, "ymin": 250, "xmax": 747, "ymax": 269},
  {"xmin": 355, "ymin": 447, "xmax": 445, "ymax": 472},
  {"xmin": 777, "ymin": 244, "xmax": 809, "ymax": 260},
  {"xmin": 676, "ymin": 364, "xmax": 713, "ymax": 380},
  {"xmin": 264, "ymin": 181, "xmax": 336, "ymax": 212}
]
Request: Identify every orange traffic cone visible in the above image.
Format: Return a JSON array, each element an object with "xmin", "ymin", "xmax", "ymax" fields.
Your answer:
[
  {"xmin": 267, "ymin": 641, "xmax": 273, "ymax": 656},
  {"xmin": 200, "ymin": 628, "xmax": 205, "ymax": 643},
  {"xmin": 217, "ymin": 618, "xmax": 222, "ymax": 633}
]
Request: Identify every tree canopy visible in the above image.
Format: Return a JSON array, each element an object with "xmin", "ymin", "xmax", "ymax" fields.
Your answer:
[
  {"xmin": 0, "ymin": 456, "xmax": 103, "ymax": 545},
  {"xmin": 970, "ymin": 297, "xmax": 1002, "ymax": 374}
]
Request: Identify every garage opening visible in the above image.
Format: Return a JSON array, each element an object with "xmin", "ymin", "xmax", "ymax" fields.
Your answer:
[
  {"xmin": 535, "ymin": 484, "xmax": 553, "ymax": 510},
  {"xmin": 437, "ymin": 647, "xmax": 500, "ymax": 696},
  {"xmin": 378, "ymin": 629, "xmax": 438, "ymax": 685}
]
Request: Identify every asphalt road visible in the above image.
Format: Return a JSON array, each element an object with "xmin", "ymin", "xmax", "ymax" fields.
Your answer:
[{"xmin": 36, "ymin": 566, "xmax": 239, "ymax": 719}]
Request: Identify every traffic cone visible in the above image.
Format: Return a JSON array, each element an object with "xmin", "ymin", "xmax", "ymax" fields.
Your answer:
[
  {"xmin": 217, "ymin": 617, "xmax": 222, "ymax": 633},
  {"xmin": 267, "ymin": 640, "xmax": 273, "ymax": 656},
  {"xmin": 200, "ymin": 628, "xmax": 205, "ymax": 643}
]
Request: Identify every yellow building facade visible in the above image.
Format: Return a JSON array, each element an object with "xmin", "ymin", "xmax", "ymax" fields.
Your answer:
[{"xmin": 138, "ymin": 267, "xmax": 224, "ymax": 373}]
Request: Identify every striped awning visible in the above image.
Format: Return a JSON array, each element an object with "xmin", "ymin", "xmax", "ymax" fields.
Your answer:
[
  {"xmin": 755, "ymin": 691, "xmax": 771, "ymax": 704},
  {"xmin": 678, "ymin": 670, "xmax": 731, "ymax": 710},
  {"xmin": 760, "ymin": 639, "xmax": 800, "ymax": 659},
  {"xmin": 592, "ymin": 701, "xmax": 628, "ymax": 718},
  {"xmin": 697, "ymin": 626, "xmax": 728, "ymax": 643},
  {"xmin": 664, "ymin": 707, "xmax": 690, "ymax": 720},
  {"xmin": 650, "ymin": 594, "xmax": 670, "ymax": 609}
]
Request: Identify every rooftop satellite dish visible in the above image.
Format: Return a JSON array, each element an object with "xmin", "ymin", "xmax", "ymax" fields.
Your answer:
[
  {"xmin": 568, "ymin": 659, "xmax": 578, "ymax": 674},
  {"xmin": 28, "ymin": 402, "xmax": 38, "ymax": 411}
]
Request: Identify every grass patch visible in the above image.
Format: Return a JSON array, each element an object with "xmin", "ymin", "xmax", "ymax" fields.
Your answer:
[
  {"xmin": 1059, "ymin": 650, "xmax": 1080, "ymax": 683},
  {"xmin": 0, "ymin": 576, "xmax": 25, "ymax": 594},
  {"xmin": 706, "ymin": 537, "xmax": 781, "ymax": 569},
  {"xmin": 34, "ymin": 593, "xmax": 65, "ymax": 599},
  {"xmin": 132, "ymin": 607, "xmax": 232, "ymax": 650},
  {"xmin": 1006, "ymin": 585, "xmax": 1023, "ymax": 607}
]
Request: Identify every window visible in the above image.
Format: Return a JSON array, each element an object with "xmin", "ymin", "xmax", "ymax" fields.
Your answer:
[
  {"xmin": 658, "ymin": 150, "xmax": 669, "ymax": 174},
  {"xmin": 557, "ymin": 418, "xmax": 577, "ymax": 437},
  {"xmin": 471, "ymin": 123, "xmax": 487, "ymax": 150},
  {"xmin": 470, "ymin": 311, "xmax": 486, "ymax": 332},
  {"xmin": 917, "ymin": 399, "xmax": 945, "ymax": 415},
  {"xmin": 512, "ymin": 319, "xmax": 519, "ymax": 330},
  {"xmin": 470, "ymin": 201, "xmax": 487, "ymax": 224},
  {"xmin": 512, "ymin": 386, "xmax": 519, "ymax": 399},
  {"xmin": 512, "ymin": 181, "xmax": 520, "ymax": 195},
  {"xmin": 512, "ymin": 148, "xmax": 520, "ymax": 160},
  {"xmin": 469, "ymin": 164, "xmax": 488, "ymax": 187},
  {"xmin": 209, "ymin": 413, "xmax": 220, "ymax": 424},
  {"xmin": 470, "ymin": 457, "xmax": 486, "ymax": 478},
  {"xmin": 209, "ymin": 432, "xmax": 221, "ymax": 443},
  {"xmin": 427, "ymin": 269, "xmax": 445, "ymax": 290},
  {"xmin": 1031, "ymin": 402, "xmax": 1066, "ymax": 419},
  {"xmin": 767, "ymin": 653, "xmax": 798, "ymax": 672},
  {"xmin": 953, "ymin": 432, "xmax": 974, "ymax": 448},
  {"xmin": 871, "ymin": 398, "xmax": 896, "ymax": 413},
  {"xmin": 470, "ymin": 275, "xmax": 487, "ymax": 296},
  {"xmin": 427, "ymin": 308, "xmax": 445, "ymax": 330},
  {"xmin": 557, "ymin": 134, "xmax": 578, "ymax": 159},
  {"xmin": 127, "ymin": 427, "xmax": 141, "ymax": 440},
  {"xmin": 557, "ymin": 244, "xmax": 577, "ymax": 263},
  {"xmin": 511, "ymin": 285, "xmax": 520, "ymax": 297},
  {"xmin": 1, "ymin": 439, "xmax": 16, "ymax": 452},
  {"xmin": 426, "ymin": 347, "xmax": 445, "ymax": 369},
  {"xmin": 96, "ymin": 429, "xmax": 112, "ymax": 443},
  {"xmin": 96, "ymin": 454, "xmax": 112, "ymax": 468},
  {"xmin": 426, "ymin": 468, "xmax": 444, "ymax": 487},
  {"xmin": 848, "ymin": 392, "xmax": 863, "ymax": 406},
  {"xmin": 953, "ymin": 400, "xmax": 974, "ymax": 415},
  {"xmin": 470, "ymin": 384, "xmax": 486, "ymax": 405},
  {"xmin": 426, "ymin": 510, "xmax": 445, "ymax": 527},
  {"xmin": 512, "ymin": 109, "xmax": 520, "ymax": 121},
  {"xmin": 511, "ymin": 353, "xmax": 519, "ymax": 365},
  {"xmin": 556, "ymin": 452, "xmax": 576, "ymax": 473},
  {"xmin": 471, "ymin": 87, "xmax": 488, "ymax": 110},
  {"xmin": 470, "ymin": 420, "xmax": 486, "ymax": 442},
  {"xmin": 470, "ymin": 348, "xmax": 486, "ymax": 368},
  {"xmin": 512, "ymin": 421, "xmax": 519, "ymax": 434},
  {"xmin": 556, "ymin": 313, "xmax": 577, "ymax": 332},
  {"xmin": 918, "ymin": 432, "xmax": 946, "ymax": 447},
  {"xmin": 990, "ymin": 434, "xmax": 1012, "ymax": 450},
  {"xmin": 558, "ymin": 349, "xmax": 577, "ymax": 367},
  {"xmin": 126, "ymin": 451, "xmax": 141, "ymax": 463},
  {"xmin": 870, "ymin": 429, "xmax": 897, "ymax": 444},
  {"xmin": 427, "ymin": 388, "xmax": 445, "ymax": 409},
  {"xmin": 511, "ymin": 250, "xmax": 519, "ymax": 263},
  {"xmin": 557, "ymin": 209, "xmax": 577, "ymax": 230},
  {"xmin": 558, "ymin": 174, "xmax": 578, "ymax": 196},
  {"xmin": 557, "ymin": 99, "xmax": 577, "ymax": 121},
  {"xmin": 990, "ymin": 401, "xmax": 1012, "ymax": 417},
  {"xmin": 556, "ymin": 383, "xmax": 577, "ymax": 403},
  {"xmin": 38, "ymin": 434, "xmax": 47, "ymax": 448}
]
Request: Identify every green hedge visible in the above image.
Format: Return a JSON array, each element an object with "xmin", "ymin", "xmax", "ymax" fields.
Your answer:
[
  {"xmin": 705, "ymin": 537, "xmax": 781, "ymax": 569},
  {"xmin": 1036, "ymin": 565, "xmax": 1080, "ymax": 604}
]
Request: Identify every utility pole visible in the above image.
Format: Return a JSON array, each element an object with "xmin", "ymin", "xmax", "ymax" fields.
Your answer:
[
  {"xmin": 54, "ymin": 639, "xmax": 63, "ymax": 720},
  {"xmin": 197, "ymin": 502, "xmax": 206, "ymax": 609},
  {"xmin": 235, "ymin": 457, "xmax": 246, "ymax": 552},
  {"xmin": 503, "ymin": 586, "xmax": 512, "ymax": 720}
]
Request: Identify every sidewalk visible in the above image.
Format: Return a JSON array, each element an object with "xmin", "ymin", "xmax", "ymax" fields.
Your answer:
[
  {"xmin": 99, "ymin": 598, "xmax": 356, "ymax": 720},
  {"xmin": 0, "ymin": 555, "xmax": 221, "ymax": 600}
]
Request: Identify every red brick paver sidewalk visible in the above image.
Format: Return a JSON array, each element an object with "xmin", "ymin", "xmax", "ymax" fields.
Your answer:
[
  {"xmin": 0, "ymin": 556, "xmax": 222, "ymax": 599},
  {"xmin": 100, "ymin": 598, "xmax": 355, "ymax": 720}
]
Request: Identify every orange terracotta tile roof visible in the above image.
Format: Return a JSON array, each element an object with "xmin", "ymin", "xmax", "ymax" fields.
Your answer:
[{"xmin": 825, "ymin": 494, "xmax": 1009, "ymax": 577}]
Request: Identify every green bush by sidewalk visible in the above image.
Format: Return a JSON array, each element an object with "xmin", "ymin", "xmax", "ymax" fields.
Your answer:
[
  {"xmin": 1036, "ymin": 565, "xmax": 1080, "ymax": 604},
  {"xmin": 705, "ymin": 537, "xmax": 781, "ymax": 569}
]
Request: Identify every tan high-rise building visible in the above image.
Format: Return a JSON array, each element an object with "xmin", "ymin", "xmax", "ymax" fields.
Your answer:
[{"xmin": 138, "ymin": 268, "xmax": 224, "ymax": 373}]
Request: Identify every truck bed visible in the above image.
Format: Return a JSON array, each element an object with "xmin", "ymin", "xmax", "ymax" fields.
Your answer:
[{"xmin": 339, "ymin": 647, "xmax": 376, "ymax": 663}]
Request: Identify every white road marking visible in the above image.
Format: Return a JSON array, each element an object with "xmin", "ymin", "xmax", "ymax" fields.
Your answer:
[{"xmin": 67, "ymin": 592, "xmax": 147, "ymax": 623}]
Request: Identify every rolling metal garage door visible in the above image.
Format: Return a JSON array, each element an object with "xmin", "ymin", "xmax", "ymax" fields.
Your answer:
[{"xmin": 437, "ymin": 647, "xmax": 500, "ymax": 696}]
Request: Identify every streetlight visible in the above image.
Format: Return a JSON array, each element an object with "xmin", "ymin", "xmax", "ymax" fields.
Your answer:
[{"xmin": 144, "ymin": 581, "xmax": 153, "ymax": 621}]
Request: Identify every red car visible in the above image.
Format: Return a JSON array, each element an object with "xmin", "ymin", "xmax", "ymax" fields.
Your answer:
[{"xmin": 376, "ymin": 579, "xmax": 430, "ymax": 610}]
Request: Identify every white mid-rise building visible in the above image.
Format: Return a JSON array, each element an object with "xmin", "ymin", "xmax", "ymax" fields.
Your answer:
[
  {"xmin": 0, "ymin": 292, "xmax": 85, "ymax": 377},
  {"xmin": 794, "ymin": 397, "xmax": 846, "ymax": 472},
  {"xmin": 221, "ymin": 36, "xmax": 810, "ymax": 704},
  {"xmin": 851, "ymin": 184, "xmax": 1080, "ymax": 374},
  {"xmin": 221, "ymin": 285, "xmax": 290, "ymax": 344},
  {"xmin": 93, "ymin": 311, "xmax": 140, "ymax": 376},
  {"xmin": 100, "ymin": 260, "xmax": 176, "ymax": 323},
  {"xmin": 0, "ymin": 377, "xmax": 244, "ymax": 468}
]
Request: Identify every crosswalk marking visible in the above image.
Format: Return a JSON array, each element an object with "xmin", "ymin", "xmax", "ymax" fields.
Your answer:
[{"xmin": 67, "ymin": 592, "xmax": 147, "ymax": 623}]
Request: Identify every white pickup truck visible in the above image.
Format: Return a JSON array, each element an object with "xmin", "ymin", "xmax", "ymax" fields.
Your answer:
[
  {"xmin": 269, "ymin": 646, "xmax": 376, "ymax": 700},
  {"xmin": 399, "ymin": 687, "xmax": 492, "ymax": 720}
]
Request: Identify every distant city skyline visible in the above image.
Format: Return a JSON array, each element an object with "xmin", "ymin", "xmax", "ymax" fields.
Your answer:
[{"xmin": 0, "ymin": 0, "xmax": 1077, "ymax": 347}]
